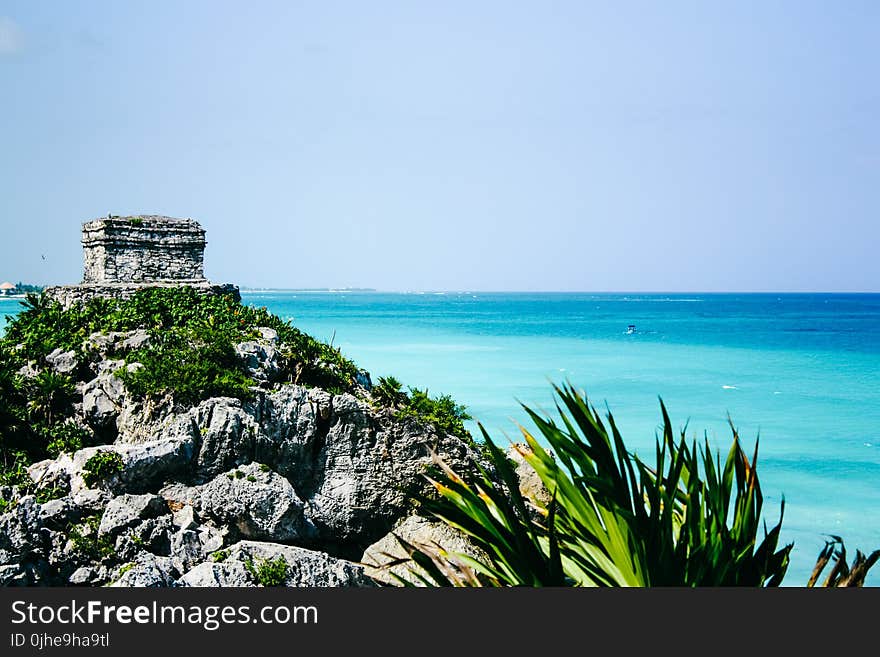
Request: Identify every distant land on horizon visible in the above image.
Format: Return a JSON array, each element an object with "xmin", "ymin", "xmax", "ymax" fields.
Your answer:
[
  {"xmin": 238, "ymin": 287, "xmax": 378, "ymax": 293},
  {"xmin": 2, "ymin": 284, "xmax": 878, "ymax": 296},
  {"xmin": 236, "ymin": 288, "xmax": 879, "ymax": 295}
]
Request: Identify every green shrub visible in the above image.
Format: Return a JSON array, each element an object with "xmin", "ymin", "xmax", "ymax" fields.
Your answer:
[
  {"xmin": 45, "ymin": 421, "xmax": 90, "ymax": 458},
  {"xmin": 373, "ymin": 375, "xmax": 406, "ymax": 408},
  {"xmin": 0, "ymin": 450, "xmax": 65, "ymax": 502},
  {"xmin": 0, "ymin": 349, "xmax": 27, "ymax": 450},
  {"xmin": 34, "ymin": 486, "xmax": 66, "ymax": 504},
  {"xmin": 24, "ymin": 370, "xmax": 76, "ymax": 427},
  {"xmin": 69, "ymin": 515, "xmax": 115, "ymax": 561},
  {"xmin": 396, "ymin": 387, "xmax": 472, "ymax": 440},
  {"xmin": 115, "ymin": 562, "xmax": 135, "ymax": 580},
  {"xmin": 211, "ymin": 549, "xmax": 229, "ymax": 563},
  {"xmin": 0, "ymin": 287, "xmax": 471, "ymax": 508},
  {"xmin": 370, "ymin": 375, "xmax": 473, "ymax": 441},
  {"xmin": 117, "ymin": 328, "xmax": 254, "ymax": 406},
  {"xmin": 0, "ymin": 450, "xmax": 32, "ymax": 489},
  {"xmin": 1, "ymin": 288, "xmax": 362, "ymax": 409},
  {"xmin": 245, "ymin": 555, "xmax": 289, "ymax": 587},
  {"xmin": 82, "ymin": 451, "xmax": 124, "ymax": 487}
]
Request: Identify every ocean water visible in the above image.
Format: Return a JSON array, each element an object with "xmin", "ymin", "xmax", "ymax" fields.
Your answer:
[{"xmin": 2, "ymin": 291, "xmax": 879, "ymax": 586}]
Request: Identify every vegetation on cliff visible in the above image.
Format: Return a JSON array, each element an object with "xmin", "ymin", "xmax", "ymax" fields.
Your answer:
[
  {"xmin": 372, "ymin": 375, "xmax": 472, "ymax": 441},
  {"xmin": 4, "ymin": 288, "xmax": 361, "ymax": 396},
  {"xmin": 0, "ymin": 288, "xmax": 473, "ymax": 484}
]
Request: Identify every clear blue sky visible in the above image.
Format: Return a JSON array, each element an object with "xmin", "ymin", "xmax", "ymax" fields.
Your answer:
[{"xmin": 1, "ymin": 1, "xmax": 877, "ymax": 292}]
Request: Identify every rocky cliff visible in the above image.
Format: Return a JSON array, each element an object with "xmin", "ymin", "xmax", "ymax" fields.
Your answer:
[{"xmin": 0, "ymin": 291, "xmax": 492, "ymax": 587}]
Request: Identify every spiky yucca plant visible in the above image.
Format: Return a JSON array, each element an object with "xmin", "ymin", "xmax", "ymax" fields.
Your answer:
[{"xmin": 400, "ymin": 383, "xmax": 796, "ymax": 587}]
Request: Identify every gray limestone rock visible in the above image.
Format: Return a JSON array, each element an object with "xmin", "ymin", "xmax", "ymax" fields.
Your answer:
[
  {"xmin": 192, "ymin": 463, "xmax": 311, "ymax": 543},
  {"xmin": 160, "ymin": 388, "xmax": 336, "ymax": 485},
  {"xmin": 235, "ymin": 340, "xmax": 280, "ymax": 382},
  {"xmin": 175, "ymin": 397, "xmax": 265, "ymax": 481},
  {"xmin": 172, "ymin": 504, "xmax": 198, "ymax": 530},
  {"xmin": 249, "ymin": 386, "xmax": 329, "ymax": 484},
  {"xmin": 177, "ymin": 561, "xmax": 254, "ymax": 587},
  {"xmin": 115, "ymin": 393, "xmax": 177, "ymax": 444},
  {"xmin": 27, "ymin": 457, "xmax": 73, "ymax": 494},
  {"xmin": 46, "ymin": 348, "xmax": 79, "ymax": 375},
  {"xmin": 37, "ymin": 497, "xmax": 82, "ymax": 530},
  {"xmin": 0, "ymin": 564, "xmax": 29, "ymax": 586},
  {"xmin": 120, "ymin": 330, "xmax": 151, "ymax": 351},
  {"xmin": 169, "ymin": 529, "xmax": 205, "ymax": 571},
  {"xmin": 82, "ymin": 331, "xmax": 146, "ymax": 359},
  {"xmin": 113, "ymin": 516, "xmax": 173, "ymax": 562},
  {"xmin": 98, "ymin": 493, "xmax": 167, "ymax": 537},
  {"xmin": 69, "ymin": 488, "xmax": 112, "ymax": 514},
  {"xmin": 81, "ymin": 371, "xmax": 126, "ymax": 430},
  {"xmin": 360, "ymin": 514, "xmax": 488, "ymax": 586},
  {"xmin": 108, "ymin": 553, "xmax": 180, "ymax": 587},
  {"xmin": 94, "ymin": 358, "xmax": 125, "ymax": 376},
  {"xmin": 224, "ymin": 540, "xmax": 374, "ymax": 587},
  {"xmin": 82, "ymin": 332, "xmax": 117, "ymax": 358},
  {"xmin": 68, "ymin": 566, "xmax": 99, "ymax": 585},
  {"xmin": 303, "ymin": 393, "xmax": 482, "ymax": 548},
  {"xmin": 0, "ymin": 360, "xmax": 486, "ymax": 588},
  {"xmin": 507, "ymin": 443, "xmax": 552, "ymax": 508},
  {"xmin": 113, "ymin": 438, "xmax": 196, "ymax": 493},
  {"xmin": 197, "ymin": 525, "xmax": 225, "ymax": 553},
  {"xmin": 16, "ymin": 360, "xmax": 40, "ymax": 380},
  {"xmin": 61, "ymin": 437, "xmax": 194, "ymax": 495},
  {"xmin": 46, "ymin": 527, "xmax": 81, "ymax": 578},
  {"xmin": 0, "ymin": 496, "xmax": 43, "ymax": 566}
]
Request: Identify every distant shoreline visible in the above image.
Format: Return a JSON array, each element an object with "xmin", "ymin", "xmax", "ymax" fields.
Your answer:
[
  {"xmin": 237, "ymin": 289, "xmax": 880, "ymax": 296},
  {"xmin": 2, "ymin": 289, "xmax": 877, "ymax": 298},
  {"xmin": 239, "ymin": 287, "xmax": 377, "ymax": 293}
]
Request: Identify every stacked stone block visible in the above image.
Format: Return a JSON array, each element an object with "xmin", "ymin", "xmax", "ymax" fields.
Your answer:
[
  {"xmin": 45, "ymin": 215, "xmax": 239, "ymax": 308},
  {"xmin": 82, "ymin": 216, "xmax": 207, "ymax": 284}
]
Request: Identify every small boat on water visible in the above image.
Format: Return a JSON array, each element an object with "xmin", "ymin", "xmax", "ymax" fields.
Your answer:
[{"xmin": 626, "ymin": 324, "xmax": 636, "ymax": 334}]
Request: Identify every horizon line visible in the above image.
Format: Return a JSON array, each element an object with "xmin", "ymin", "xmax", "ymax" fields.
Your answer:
[
  {"xmin": 236, "ymin": 287, "xmax": 880, "ymax": 295},
  {"xmin": 1, "ymin": 285, "xmax": 877, "ymax": 296}
]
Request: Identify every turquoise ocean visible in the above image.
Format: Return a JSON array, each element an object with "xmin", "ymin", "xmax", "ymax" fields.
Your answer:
[{"xmin": 2, "ymin": 291, "xmax": 878, "ymax": 586}]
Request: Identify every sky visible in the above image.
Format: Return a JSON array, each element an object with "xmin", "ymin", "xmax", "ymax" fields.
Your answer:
[{"xmin": 1, "ymin": 1, "xmax": 877, "ymax": 292}]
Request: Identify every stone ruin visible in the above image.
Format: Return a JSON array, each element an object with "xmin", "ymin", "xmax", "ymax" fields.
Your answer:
[
  {"xmin": 45, "ymin": 215, "xmax": 239, "ymax": 308},
  {"xmin": 82, "ymin": 215, "xmax": 207, "ymax": 284}
]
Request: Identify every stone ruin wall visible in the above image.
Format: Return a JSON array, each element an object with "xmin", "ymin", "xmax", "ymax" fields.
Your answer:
[
  {"xmin": 82, "ymin": 216, "xmax": 207, "ymax": 284},
  {"xmin": 44, "ymin": 215, "xmax": 239, "ymax": 308},
  {"xmin": 44, "ymin": 281, "xmax": 240, "ymax": 309}
]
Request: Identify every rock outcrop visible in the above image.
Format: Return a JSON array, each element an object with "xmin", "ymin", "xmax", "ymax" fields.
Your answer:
[
  {"xmin": 360, "ymin": 514, "xmax": 488, "ymax": 586},
  {"xmin": 1, "ymin": 215, "xmax": 492, "ymax": 586},
  {"xmin": 0, "ymin": 340, "xmax": 486, "ymax": 587}
]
